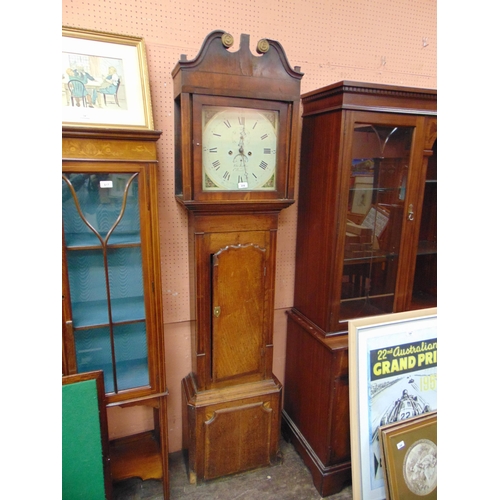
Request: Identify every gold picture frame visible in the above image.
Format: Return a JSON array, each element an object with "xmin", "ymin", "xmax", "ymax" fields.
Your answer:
[
  {"xmin": 348, "ymin": 308, "xmax": 437, "ymax": 500},
  {"xmin": 379, "ymin": 411, "xmax": 437, "ymax": 500},
  {"xmin": 62, "ymin": 26, "xmax": 154, "ymax": 130}
]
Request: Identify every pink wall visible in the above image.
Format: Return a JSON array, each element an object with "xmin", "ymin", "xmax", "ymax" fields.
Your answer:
[{"xmin": 62, "ymin": 0, "xmax": 436, "ymax": 452}]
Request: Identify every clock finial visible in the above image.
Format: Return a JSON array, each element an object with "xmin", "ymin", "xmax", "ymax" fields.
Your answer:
[
  {"xmin": 256, "ymin": 39, "xmax": 270, "ymax": 54},
  {"xmin": 221, "ymin": 32, "xmax": 234, "ymax": 48}
]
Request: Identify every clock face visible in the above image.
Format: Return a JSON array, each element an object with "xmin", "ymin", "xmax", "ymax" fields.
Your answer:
[{"xmin": 202, "ymin": 106, "xmax": 279, "ymax": 191}]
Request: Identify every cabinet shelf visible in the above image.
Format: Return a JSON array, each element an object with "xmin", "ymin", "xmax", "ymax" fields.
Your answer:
[
  {"xmin": 89, "ymin": 359, "xmax": 149, "ymax": 394},
  {"xmin": 343, "ymin": 252, "xmax": 398, "ymax": 264},
  {"xmin": 339, "ymin": 299, "xmax": 392, "ymax": 322},
  {"xmin": 348, "ymin": 187, "xmax": 404, "ymax": 194},
  {"xmin": 71, "ymin": 297, "xmax": 146, "ymax": 328},
  {"xmin": 65, "ymin": 232, "xmax": 142, "ymax": 248},
  {"xmin": 110, "ymin": 431, "xmax": 163, "ymax": 482},
  {"xmin": 417, "ymin": 240, "xmax": 437, "ymax": 256}
]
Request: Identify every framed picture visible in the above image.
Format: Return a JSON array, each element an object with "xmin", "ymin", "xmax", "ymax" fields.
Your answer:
[
  {"xmin": 379, "ymin": 411, "xmax": 437, "ymax": 500},
  {"xmin": 351, "ymin": 175, "xmax": 374, "ymax": 216},
  {"xmin": 348, "ymin": 308, "xmax": 437, "ymax": 500},
  {"xmin": 351, "ymin": 184, "xmax": 373, "ymax": 216},
  {"xmin": 62, "ymin": 26, "xmax": 154, "ymax": 129}
]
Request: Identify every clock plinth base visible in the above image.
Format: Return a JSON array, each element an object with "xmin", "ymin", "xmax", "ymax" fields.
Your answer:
[{"xmin": 181, "ymin": 373, "xmax": 283, "ymax": 483}]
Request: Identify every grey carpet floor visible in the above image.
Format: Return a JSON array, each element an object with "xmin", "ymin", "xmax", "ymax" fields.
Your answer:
[{"xmin": 112, "ymin": 438, "xmax": 352, "ymax": 499}]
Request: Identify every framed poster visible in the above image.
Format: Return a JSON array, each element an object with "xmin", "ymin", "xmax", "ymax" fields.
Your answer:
[
  {"xmin": 379, "ymin": 411, "xmax": 437, "ymax": 500},
  {"xmin": 62, "ymin": 26, "xmax": 154, "ymax": 129},
  {"xmin": 348, "ymin": 308, "xmax": 437, "ymax": 500}
]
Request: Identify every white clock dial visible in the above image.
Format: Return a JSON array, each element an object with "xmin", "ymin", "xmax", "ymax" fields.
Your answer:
[{"xmin": 202, "ymin": 107, "xmax": 278, "ymax": 191}]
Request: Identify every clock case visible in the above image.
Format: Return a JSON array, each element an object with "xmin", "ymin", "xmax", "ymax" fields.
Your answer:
[{"xmin": 172, "ymin": 31, "xmax": 303, "ymax": 483}]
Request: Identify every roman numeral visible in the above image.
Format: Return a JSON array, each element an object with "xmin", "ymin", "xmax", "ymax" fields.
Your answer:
[
  {"xmin": 223, "ymin": 171, "xmax": 230, "ymax": 180},
  {"xmin": 238, "ymin": 116, "xmax": 245, "ymax": 126},
  {"xmin": 212, "ymin": 160, "xmax": 221, "ymax": 170},
  {"xmin": 224, "ymin": 120, "xmax": 231, "ymax": 128},
  {"xmin": 209, "ymin": 147, "xmax": 217, "ymax": 153},
  {"xmin": 261, "ymin": 133, "xmax": 268, "ymax": 140},
  {"xmin": 259, "ymin": 161, "xmax": 268, "ymax": 170},
  {"xmin": 264, "ymin": 148, "xmax": 271, "ymax": 154}
]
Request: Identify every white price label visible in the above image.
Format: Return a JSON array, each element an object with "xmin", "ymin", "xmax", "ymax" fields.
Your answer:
[{"xmin": 100, "ymin": 180, "xmax": 113, "ymax": 188}]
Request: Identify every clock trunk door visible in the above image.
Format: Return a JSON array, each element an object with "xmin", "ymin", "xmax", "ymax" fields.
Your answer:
[{"xmin": 211, "ymin": 243, "xmax": 266, "ymax": 386}]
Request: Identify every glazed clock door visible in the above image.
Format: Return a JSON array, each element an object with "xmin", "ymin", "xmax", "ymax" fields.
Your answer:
[
  {"xmin": 190, "ymin": 94, "xmax": 291, "ymax": 202},
  {"xmin": 211, "ymin": 242, "xmax": 267, "ymax": 387},
  {"xmin": 62, "ymin": 168, "xmax": 154, "ymax": 398},
  {"xmin": 338, "ymin": 112, "xmax": 424, "ymax": 325}
]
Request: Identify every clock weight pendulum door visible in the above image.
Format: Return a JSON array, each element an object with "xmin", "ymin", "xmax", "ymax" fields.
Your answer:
[{"xmin": 211, "ymin": 243, "xmax": 267, "ymax": 386}]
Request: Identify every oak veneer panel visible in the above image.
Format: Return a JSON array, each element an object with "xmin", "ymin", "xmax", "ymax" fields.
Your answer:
[
  {"xmin": 212, "ymin": 244, "xmax": 266, "ymax": 384},
  {"xmin": 205, "ymin": 402, "xmax": 273, "ymax": 479},
  {"xmin": 182, "ymin": 374, "xmax": 282, "ymax": 483}
]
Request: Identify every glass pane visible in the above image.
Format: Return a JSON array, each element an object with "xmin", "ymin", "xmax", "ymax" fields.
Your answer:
[
  {"xmin": 62, "ymin": 174, "xmax": 101, "ymax": 248},
  {"xmin": 63, "ymin": 170, "xmax": 150, "ymax": 394},
  {"xmin": 340, "ymin": 124, "xmax": 413, "ymax": 320},
  {"xmin": 74, "ymin": 326, "xmax": 114, "ymax": 393},
  {"xmin": 62, "ymin": 173, "xmax": 140, "ymax": 247},
  {"xmin": 107, "ymin": 174, "xmax": 141, "ymax": 245},
  {"xmin": 114, "ymin": 323, "xmax": 149, "ymax": 390},
  {"xmin": 411, "ymin": 140, "xmax": 437, "ymax": 308},
  {"xmin": 66, "ymin": 250, "xmax": 108, "ymax": 328},
  {"xmin": 108, "ymin": 247, "xmax": 146, "ymax": 322}
]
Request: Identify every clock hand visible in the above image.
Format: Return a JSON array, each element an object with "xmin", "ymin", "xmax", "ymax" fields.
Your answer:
[
  {"xmin": 238, "ymin": 131, "xmax": 246, "ymax": 154},
  {"xmin": 237, "ymin": 131, "xmax": 249, "ymax": 182},
  {"xmin": 242, "ymin": 155, "xmax": 249, "ymax": 181}
]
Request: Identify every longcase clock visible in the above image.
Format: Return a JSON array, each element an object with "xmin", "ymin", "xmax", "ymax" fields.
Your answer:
[{"xmin": 171, "ymin": 30, "xmax": 302, "ymax": 482}]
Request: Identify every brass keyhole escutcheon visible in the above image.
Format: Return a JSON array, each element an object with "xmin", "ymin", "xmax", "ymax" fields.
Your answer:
[
  {"xmin": 407, "ymin": 203, "xmax": 415, "ymax": 221},
  {"xmin": 214, "ymin": 306, "xmax": 221, "ymax": 318}
]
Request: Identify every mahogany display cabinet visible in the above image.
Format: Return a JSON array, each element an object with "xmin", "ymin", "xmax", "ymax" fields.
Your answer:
[
  {"xmin": 62, "ymin": 127, "xmax": 169, "ymax": 499},
  {"xmin": 282, "ymin": 81, "xmax": 437, "ymax": 496}
]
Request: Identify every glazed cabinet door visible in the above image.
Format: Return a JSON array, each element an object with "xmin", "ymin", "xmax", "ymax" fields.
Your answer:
[
  {"xmin": 62, "ymin": 164, "xmax": 160, "ymax": 401},
  {"xmin": 409, "ymin": 133, "xmax": 437, "ymax": 310},
  {"xmin": 334, "ymin": 111, "xmax": 435, "ymax": 330}
]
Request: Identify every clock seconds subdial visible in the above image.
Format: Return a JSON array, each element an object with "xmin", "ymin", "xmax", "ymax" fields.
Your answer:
[{"xmin": 202, "ymin": 107, "xmax": 278, "ymax": 191}]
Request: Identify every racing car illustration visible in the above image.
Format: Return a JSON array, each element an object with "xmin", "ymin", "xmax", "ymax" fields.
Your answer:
[{"xmin": 379, "ymin": 389, "xmax": 431, "ymax": 426}]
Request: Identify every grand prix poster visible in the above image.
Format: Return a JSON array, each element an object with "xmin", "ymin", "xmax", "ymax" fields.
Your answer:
[{"xmin": 349, "ymin": 309, "xmax": 437, "ymax": 500}]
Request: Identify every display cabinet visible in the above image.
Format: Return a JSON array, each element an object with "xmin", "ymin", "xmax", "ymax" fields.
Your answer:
[
  {"xmin": 282, "ymin": 81, "xmax": 437, "ymax": 496},
  {"xmin": 62, "ymin": 127, "xmax": 169, "ymax": 499}
]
